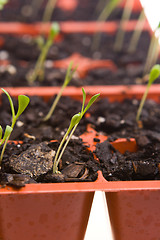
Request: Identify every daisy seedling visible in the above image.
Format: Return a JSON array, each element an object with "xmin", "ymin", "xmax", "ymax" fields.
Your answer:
[
  {"xmin": 92, "ymin": 0, "xmax": 122, "ymax": 49},
  {"xmin": 53, "ymin": 88, "xmax": 100, "ymax": 174},
  {"xmin": 128, "ymin": 9, "xmax": 146, "ymax": 53},
  {"xmin": 143, "ymin": 22, "xmax": 160, "ymax": 75},
  {"xmin": 114, "ymin": 0, "xmax": 134, "ymax": 51},
  {"xmin": 42, "ymin": 0, "xmax": 57, "ymax": 23},
  {"xmin": 0, "ymin": 0, "xmax": 8, "ymax": 10},
  {"xmin": 136, "ymin": 64, "xmax": 160, "ymax": 122},
  {"xmin": 43, "ymin": 61, "xmax": 77, "ymax": 121},
  {"xmin": 27, "ymin": 22, "xmax": 60, "ymax": 84},
  {"xmin": 0, "ymin": 89, "xmax": 30, "ymax": 163}
]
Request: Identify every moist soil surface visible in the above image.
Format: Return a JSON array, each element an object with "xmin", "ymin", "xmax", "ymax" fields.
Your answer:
[
  {"xmin": 88, "ymin": 98, "xmax": 160, "ymax": 142},
  {"xmin": 91, "ymin": 97, "xmax": 160, "ymax": 182},
  {"xmin": 0, "ymin": 32, "xmax": 157, "ymax": 87},
  {"xmin": 1, "ymin": 64, "xmax": 158, "ymax": 87},
  {"xmin": 95, "ymin": 139, "xmax": 160, "ymax": 181},
  {"xmin": 0, "ymin": 94, "xmax": 88, "ymax": 141},
  {"xmin": 1, "ymin": 0, "xmax": 141, "ymax": 22},
  {"xmin": 1, "ymin": 32, "xmax": 150, "ymax": 62},
  {"xmin": 0, "ymin": 139, "xmax": 99, "ymax": 187}
]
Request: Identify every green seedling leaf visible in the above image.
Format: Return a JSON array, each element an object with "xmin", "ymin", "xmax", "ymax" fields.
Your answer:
[
  {"xmin": 3, "ymin": 125, "xmax": 12, "ymax": 140},
  {"xmin": 64, "ymin": 61, "xmax": 78, "ymax": 87},
  {"xmin": 16, "ymin": 95, "xmax": 30, "ymax": 119},
  {"xmin": 0, "ymin": 125, "xmax": 12, "ymax": 146},
  {"xmin": 50, "ymin": 22, "xmax": 60, "ymax": 39},
  {"xmin": 0, "ymin": 125, "xmax": 2, "ymax": 140},
  {"xmin": 149, "ymin": 64, "xmax": 160, "ymax": 85},
  {"xmin": 83, "ymin": 93, "xmax": 100, "ymax": 115},
  {"xmin": 0, "ymin": 0, "xmax": 8, "ymax": 9},
  {"xmin": 35, "ymin": 36, "xmax": 45, "ymax": 50},
  {"xmin": 68, "ymin": 113, "xmax": 81, "ymax": 133},
  {"xmin": 81, "ymin": 88, "xmax": 86, "ymax": 113},
  {"xmin": 1, "ymin": 88, "xmax": 15, "ymax": 119}
]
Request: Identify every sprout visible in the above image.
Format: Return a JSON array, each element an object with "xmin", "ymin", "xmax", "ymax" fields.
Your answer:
[
  {"xmin": 42, "ymin": 0, "xmax": 57, "ymax": 23},
  {"xmin": 27, "ymin": 22, "xmax": 60, "ymax": 84},
  {"xmin": 0, "ymin": 0, "xmax": 8, "ymax": 10},
  {"xmin": 128, "ymin": 9, "xmax": 146, "ymax": 53},
  {"xmin": 53, "ymin": 88, "xmax": 100, "ymax": 174},
  {"xmin": 0, "ymin": 89, "xmax": 30, "ymax": 163},
  {"xmin": 114, "ymin": 0, "xmax": 134, "ymax": 52},
  {"xmin": 43, "ymin": 61, "xmax": 77, "ymax": 121},
  {"xmin": 143, "ymin": 22, "xmax": 160, "ymax": 75},
  {"xmin": 136, "ymin": 64, "xmax": 160, "ymax": 122},
  {"xmin": 92, "ymin": 0, "xmax": 122, "ymax": 49}
]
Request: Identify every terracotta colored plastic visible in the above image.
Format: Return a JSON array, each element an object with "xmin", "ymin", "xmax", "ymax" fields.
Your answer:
[
  {"xmin": 0, "ymin": 86, "xmax": 145, "ymax": 240},
  {"xmin": 54, "ymin": 53, "xmax": 117, "ymax": 78},
  {"xmin": 1, "ymin": 86, "xmax": 160, "ymax": 239},
  {"xmin": 1, "ymin": 84, "xmax": 160, "ymax": 102},
  {"xmin": 56, "ymin": 0, "xmax": 78, "ymax": 11},
  {"xmin": 0, "ymin": 20, "xmax": 150, "ymax": 35},
  {"xmin": 0, "ymin": 20, "xmax": 152, "ymax": 78},
  {"xmin": 0, "ymin": 52, "xmax": 117, "ymax": 78},
  {"xmin": 120, "ymin": 0, "xmax": 142, "ymax": 11}
]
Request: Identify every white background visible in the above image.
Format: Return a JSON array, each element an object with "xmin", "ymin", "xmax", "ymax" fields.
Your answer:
[{"xmin": 84, "ymin": 1, "xmax": 160, "ymax": 239}]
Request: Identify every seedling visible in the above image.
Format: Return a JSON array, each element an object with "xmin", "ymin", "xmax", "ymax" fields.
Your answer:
[
  {"xmin": 114, "ymin": 0, "xmax": 134, "ymax": 51},
  {"xmin": 128, "ymin": 9, "xmax": 146, "ymax": 53},
  {"xmin": 27, "ymin": 22, "xmax": 60, "ymax": 84},
  {"xmin": 92, "ymin": 0, "xmax": 122, "ymax": 49},
  {"xmin": 53, "ymin": 88, "xmax": 100, "ymax": 174},
  {"xmin": 42, "ymin": 0, "xmax": 57, "ymax": 23},
  {"xmin": 143, "ymin": 22, "xmax": 160, "ymax": 75},
  {"xmin": 0, "ymin": 0, "xmax": 8, "ymax": 10},
  {"xmin": 43, "ymin": 61, "xmax": 77, "ymax": 121},
  {"xmin": 136, "ymin": 64, "xmax": 160, "ymax": 122},
  {"xmin": 0, "ymin": 89, "xmax": 30, "ymax": 163}
]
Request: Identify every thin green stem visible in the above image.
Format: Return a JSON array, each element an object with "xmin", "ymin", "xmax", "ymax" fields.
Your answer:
[
  {"xmin": 27, "ymin": 35, "xmax": 53, "ymax": 84},
  {"xmin": 92, "ymin": 0, "xmax": 122, "ymax": 50},
  {"xmin": 114, "ymin": 0, "xmax": 134, "ymax": 51},
  {"xmin": 53, "ymin": 130, "xmax": 70, "ymax": 173},
  {"xmin": 0, "ymin": 135, "xmax": 9, "ymax": 163},
  {"xmin": 128, "ymin": 9, "xmax": 145, "ymax": 53},
  {"xmin": 0, "ymin": 111, "xmax": 19, "ymax": 163},
  {"xmin": 53, "ymin": 124, "xmax": 78, "ymax": 174},
  {"xmin": 136, "ymin": 84, "xmax": 150, "ymax": 122},
  {"xmin": 42, "ymin": 0, "xmax": 57, "ymax": 23},
  {"xmin": 43, "ymin": 85, "xmax": 65, "ymax": 121},
  {"xmin": 143, "ymin": 36, "xmax": 158, "ymax": 75}
]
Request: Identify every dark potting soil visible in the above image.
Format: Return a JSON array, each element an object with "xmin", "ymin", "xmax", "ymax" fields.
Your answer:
[
  {"xmin": 87, "ymin": 98, "xmax": 160, "ymax": 142},
  {"xmin": 0, "ymin": 63, "xmax": 156, "ymax": 87},
  {"xmin": 95, "ymin": 139, "xmax": 160, "ymax": 181},
  {"xmin": 1, "ymin": 31, "xmax": 151, "ymax": 64},
  {"xmin": 0, "ymin": 64, "xmax": 85, "ymax": 87},
  {"xmin": 0, "ymin": 139, "xmax": 99, "ymax": 187},
  {"xmin": 0, "ymin": 31, "xmax": 155, "ymax": 87},
  {"xmin": 0, "ymin": 0, "xmax": 140, "ymax": 22},
  {"xmin": 0, "ymin": 94, "xmax": 88, "ymax": 141}
]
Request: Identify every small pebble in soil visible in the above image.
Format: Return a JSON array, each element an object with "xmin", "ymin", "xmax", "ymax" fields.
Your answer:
[{"xmin": 0, "ymin": 50, "xmax": 9, "ymax": 60}]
